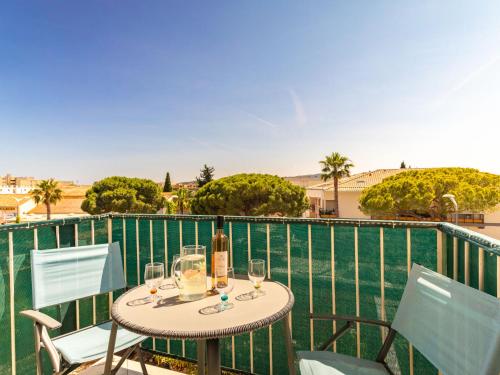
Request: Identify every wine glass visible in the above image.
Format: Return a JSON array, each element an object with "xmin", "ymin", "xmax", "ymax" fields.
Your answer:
[
  {"xmin": 199, "ymin": 268, "xmax": 234, "ymax": 314},
  {"xmin": 215, "ymin": 267, "xmax": 234, "ymax": 311},
  {"xmin": 248, "ymin": 259, "xmax": 265, "ymax": 297},
  {"xmin": 144, "ymin": 262, "xmax": 164, "ymax": 303}
]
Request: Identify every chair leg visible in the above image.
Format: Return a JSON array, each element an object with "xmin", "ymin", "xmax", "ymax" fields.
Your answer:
[
  {"xmin": 33, "ymin": 323, "xmax": 43, "ymax": 375},
  {"xmin": 104, "ymin": 322, "xmax": 118, "ymax": 375},
  {"xmin": 59, "ymin": 363, "xmax": 80, "ymax": 375},
  {"xmin": 136, "ymin": 345, "xmax": 149, "ymax": 375}
]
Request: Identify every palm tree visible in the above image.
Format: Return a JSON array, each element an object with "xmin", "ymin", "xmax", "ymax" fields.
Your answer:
[
  {"xmin": 319, "ymin": 152, "xmax": 354, "ymax": 217},
  {"xmin": 174, "ymin": 188, "xmax": 191, "ymax": 214},
  {"xmin": 31, "ymin": 179, "xmax": 63, "ymax": 220}
]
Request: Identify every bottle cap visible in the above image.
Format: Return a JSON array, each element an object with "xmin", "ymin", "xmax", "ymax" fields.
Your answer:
[{"xmin": 216, "ymin": 215, "xmax": 224, "ymax": 229}]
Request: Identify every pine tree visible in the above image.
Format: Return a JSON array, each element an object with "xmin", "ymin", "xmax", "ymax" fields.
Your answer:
[
  {"xmin": 196, "ymin": 165, "xmax": 215, "ymax": 187},
  {"xmin": 163, "ymin": 172, "xmax": 172, "ymax": 192},
  {"xmin": 400, "ymin": 161, "xmax": 406, "ymax": 169}
]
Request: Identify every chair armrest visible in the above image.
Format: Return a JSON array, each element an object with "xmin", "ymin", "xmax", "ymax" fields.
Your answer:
[
  {"xmin": 310, "ymin": 314, "xmax": 391, "ymax": 328},
  {"xmin": 20, "ymin": 310, "xmax": 62, "ymax": 330},
  {"xmin": 310, "ymin": 313, "xmax": 397, "ymax": 358}
]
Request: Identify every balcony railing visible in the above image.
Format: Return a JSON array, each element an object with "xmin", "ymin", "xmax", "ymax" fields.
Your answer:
[{"xmin": 0, "ymin": 214, "xmax": 499, "ymax": 375}]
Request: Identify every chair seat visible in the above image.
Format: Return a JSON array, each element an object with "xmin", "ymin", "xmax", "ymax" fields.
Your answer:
[
  {"xmin": 297, "ymin": 351, "xmax": 389, "ymax": 375},
  {"xmin": 52, "ymin": 321, "xmax": 146, "ymax": 364}
]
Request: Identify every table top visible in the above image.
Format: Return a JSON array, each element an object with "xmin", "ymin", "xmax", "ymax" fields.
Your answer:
[{"xmin": 111, "ymin": 278, "xmax": 294, "ymax": 340}]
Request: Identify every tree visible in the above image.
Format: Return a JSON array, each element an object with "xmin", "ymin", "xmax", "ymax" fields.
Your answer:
[
  {"xmin": 319, "ymin": 152, "xmax": 354, "ymax": 217},
  {"xmin": 359, "ymin": 168, "xmax": 500, "ymax": 219},
  {"xmin": 165, "ymin": 199, "xmax": 177, "ymax": 214},
  {"xmin": 190, "ymin": 173, "xmax": 309, "ymax": 216},
  {"xmin": 196, "ymin": 164, "xmax": 215, "ymax": 187},
  {"xmin": 400, "ymin": 161, "xmax": 406, "ymax": 169},
  {"xmin": 31, "ymin": 178, "xmax": 63, "ymax": 220},
  {"xmin": 163, "ymin": 172, "xmax": 173, "ymax": 192},
  {"xmin": 173, "ymin": 188, "xmax": 191, "ymax": 214},
  {"xmin": 81, "ymin": 176, "xmax": 165, "ymax": 214}
]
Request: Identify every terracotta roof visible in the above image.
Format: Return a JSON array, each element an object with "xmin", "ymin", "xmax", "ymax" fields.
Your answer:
[
  {"xmin": 307, "ymin": 169, "xmax": 417, "ymax": 192},
  {"xmin": 60, "ymin": 185, "xmax": 90, "ymax": 197},
  {"xmin": 29, "ymin": 197, "xmax": 85, "ymax": 214},
  {"xmin": 0, "ymin": 195, "xmax": 32, "ymax": 209}
]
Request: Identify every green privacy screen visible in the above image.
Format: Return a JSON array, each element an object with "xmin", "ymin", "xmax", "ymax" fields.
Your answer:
[{"xmin": 0, "ymin": 214, "xmax": 498, "ymax": 375}]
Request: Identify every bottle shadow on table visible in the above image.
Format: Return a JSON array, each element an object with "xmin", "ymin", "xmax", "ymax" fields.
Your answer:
[{"xmin": 153, "ymin": 295, "xmax": 192, "ymax": 308}]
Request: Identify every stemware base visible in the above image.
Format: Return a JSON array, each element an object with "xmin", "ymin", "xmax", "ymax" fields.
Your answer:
[
  {"xmin": 199, "ymin": 302, "xmax": 234, "ymax": 315},
  {"xmin": 235, "ymin": 290, "xmax": 266, "ymax": 301}
]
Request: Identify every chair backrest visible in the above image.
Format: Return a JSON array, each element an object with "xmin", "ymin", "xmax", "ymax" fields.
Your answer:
[
  {"xmin": 392, "ymin": 263, "xmax": 500, "ymax": 375},
  {"xmin": 31, "ymin": 242, "xmax": 126, "ymax": 310}
]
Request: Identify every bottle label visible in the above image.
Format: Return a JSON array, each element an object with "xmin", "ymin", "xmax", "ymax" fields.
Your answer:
[{"xmin": 214, "ymin": 252, "xmax": 227, "ymax": 276}]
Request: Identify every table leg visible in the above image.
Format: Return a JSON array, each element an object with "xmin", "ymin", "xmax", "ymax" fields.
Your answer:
[
  {"xmin": 283, "ymin": 313, "xmax": 296, "ymax": 375},
  {"xmin": 206, "ymin": 338, "xmax": 220, "ymax": 375},
  {"xmin": 197, "ymin": 339, "xmax": 206, "ymax": 375},
  {"xmin": 104, "ymin": 321, "xmax": 118, "ymax": 375}
]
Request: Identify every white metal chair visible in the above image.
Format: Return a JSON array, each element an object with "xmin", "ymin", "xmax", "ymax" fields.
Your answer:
[
  {"xmin": 298, "ymin": 264, "xmax": 500, "ymax": 375},
  {"xmin": 21, "ymin": 242, "xmax": 148, "ymax": 375}
]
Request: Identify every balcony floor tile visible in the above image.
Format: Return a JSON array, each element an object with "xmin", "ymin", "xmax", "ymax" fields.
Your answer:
[{"xmin": 72, "ymin": 355, "xmax": 182, "ymax": 375}]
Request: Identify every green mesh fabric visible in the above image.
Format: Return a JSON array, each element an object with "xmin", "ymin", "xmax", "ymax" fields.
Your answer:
[
  {"xmin": 484, "ymin": 248, "xmax": 498, "ymax": 297},
  {"xmin": 12, "ymin": 229, "xmax": 35, "ymax": 375},
  {"xmin": 231, "ymin": 221, "xmax": 251, "ymax": 372},
  {"xmin": 0, "ymin": 215, "xmax": 498, "ymax": 375},
  {"xmin": 410, "ymin": 228, "xmax": 438, "ymax": 375},
  {"xmin": 357, "ymin": 226, "xmax": 382, "ymax": 361},
  {"xmin": 334, "ymin": 225, "xmax": 357, "ymax": 358},
  {"xmin": 383, "ymin": 227, "xmax": 409, "ymax": 375},
  {"xmin": 0, "ymin": 231, "xmax": 11, "ymax": 375}
]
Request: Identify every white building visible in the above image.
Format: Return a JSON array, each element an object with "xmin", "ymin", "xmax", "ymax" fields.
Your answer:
[
  {"xmin": 0, "ymin": 185, "xmax": 34, "ymax": 194},
  {"xmin": 0, "ymin": 195, "xmax": 37, "ymax": 223},
  {"xmin": 307, "ymin": 169, "xmax": 405, "ymax": 218},
  {"xmin": 305, "ymin": 168, "xmax": 500, "ymax": 239}
]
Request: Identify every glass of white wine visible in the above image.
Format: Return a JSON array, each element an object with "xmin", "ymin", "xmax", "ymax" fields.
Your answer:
[
  {"xmin": 248, "ymin": 259, "xmax": 265, "ymax": 297},
  {"xmin": 144, "ymin": 262, "xmax": 164, "ymax": 303}
]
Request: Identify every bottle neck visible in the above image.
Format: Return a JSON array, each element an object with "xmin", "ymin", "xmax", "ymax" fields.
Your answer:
[{"xmin": 216, "ymin": 228, "xmax": 224, "ymax": 235}]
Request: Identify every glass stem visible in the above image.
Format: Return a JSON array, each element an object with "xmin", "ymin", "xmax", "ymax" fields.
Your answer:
[{"xmin": 221, "ymin": 293, "xmax": 227, "ymax": 310}]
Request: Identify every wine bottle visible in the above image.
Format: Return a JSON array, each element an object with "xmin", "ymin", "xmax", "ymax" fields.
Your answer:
[{"xmin": 211, "ymin": 215, "xmax": 228, "ymax": 289}]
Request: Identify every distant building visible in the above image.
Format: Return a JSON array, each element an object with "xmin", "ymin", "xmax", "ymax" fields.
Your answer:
[
  {"xmin": 27, "ymin": 185, "xmax": 89, "ymax": 220},
  {"xmin": 305, "ymin": 168, "xmax": 500, "ymax": 239},
  {"xmin": 2, "ymin": 174, "xmax": 36, "ymax": 186},
  {"xmin": 0, "ymin": 185, "xmax": 33, "ymax": 194},
  {"xmin": 0, "ymin": 174, "xmax": 37, "ymax": 194},
  {"xmin": 307, "ymin": 169, "xmax": 405, "ymax": 218},
  {"xmin": 173, "ymin": 181, "xmax": 198, "ymax": 190},
  {"xmin": 0, "ymin": 195, "xmax": 36, "ymax": 223},
  {"xmin": 0, "ymin": 175, "xmax": 75, "ymax": 195}
]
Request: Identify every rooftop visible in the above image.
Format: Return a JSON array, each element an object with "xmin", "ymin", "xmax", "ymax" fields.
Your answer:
[
  {"xmin": 0, "ymin": 194, "xmax": 32, "ymax": 209},
  {"xmin": 28, "ymin": 196, "xmax": 86, "ymax": 214},
  {"xmin": 307, "ymin": 168, "xmax": 416, "ymax": 192}
]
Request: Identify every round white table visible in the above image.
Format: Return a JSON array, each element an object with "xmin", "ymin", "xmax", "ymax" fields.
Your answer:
[{"xmin": 104, "ymin": 278, "xmax": 295, "ymax": 375}]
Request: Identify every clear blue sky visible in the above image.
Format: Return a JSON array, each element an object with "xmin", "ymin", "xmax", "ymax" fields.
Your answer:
[{"xmin": 1, "ymin": 1, "xmax": 499, "ymax": 184}]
